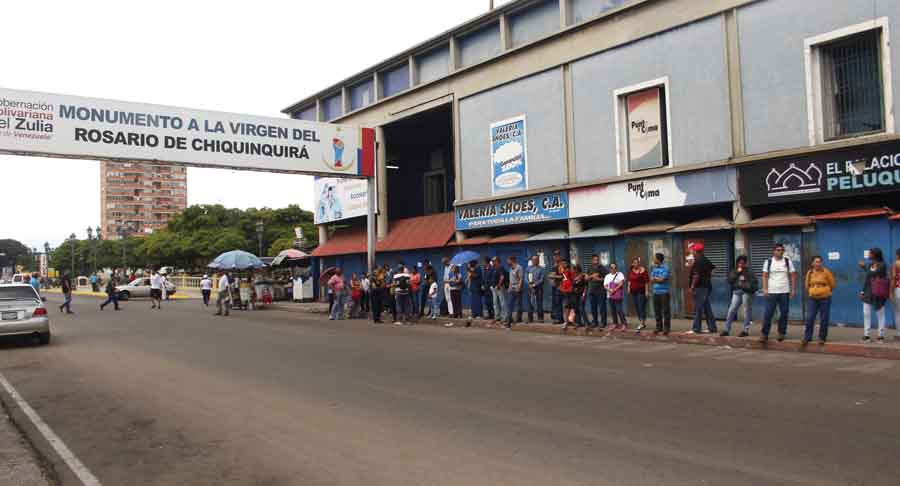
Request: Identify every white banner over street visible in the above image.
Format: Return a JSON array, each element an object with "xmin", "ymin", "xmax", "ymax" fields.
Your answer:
[{"xmin": 0, "ymin": 87, "xmax": 375, "ymax": 177}]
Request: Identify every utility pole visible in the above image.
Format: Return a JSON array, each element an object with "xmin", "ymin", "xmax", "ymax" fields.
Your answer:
[
  {"xmin": 256, "ymin": 221, "xmax": 265, "ymax": 257},
  {"xmin": 69, "ymin": 233, "xmax": 76, "ymax": 278}
]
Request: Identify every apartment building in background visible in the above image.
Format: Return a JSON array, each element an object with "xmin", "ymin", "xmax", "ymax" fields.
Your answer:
[{"xmin": 100, "ymin": 161, "xmax": 188, "ymax": 240}]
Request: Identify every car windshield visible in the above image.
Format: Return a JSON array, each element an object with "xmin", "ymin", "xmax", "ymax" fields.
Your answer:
[{"xmin": 0, "ymin": 286, "xmax": 40, "ymax": 302}]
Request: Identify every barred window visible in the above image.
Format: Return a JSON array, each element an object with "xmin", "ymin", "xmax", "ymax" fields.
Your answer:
[{"xmin": 819, "ymin": 29, "xmax": 884, "ymax": 140}]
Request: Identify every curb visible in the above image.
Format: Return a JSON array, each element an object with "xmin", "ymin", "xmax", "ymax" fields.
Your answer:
[
  {"xmin": 0, "ymin": 377, "xmax": 84, "ymax": 486},
  {"xmin": 269, "ymin": 304, "xmax": 900, "ymax": 361}
]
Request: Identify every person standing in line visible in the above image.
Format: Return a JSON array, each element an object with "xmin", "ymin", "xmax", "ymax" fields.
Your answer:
[
  {"xmin": 328, "ymin": 268, "xmax": 346, "ymax": 321},
  {"xmin": 627, "ymin": 257, "xmax": 650, "ymax": 331},
  {"xmin": 559, "ymin": 262, "xmax": 575, "ymax": 330},
  {"xmin": 326, "ymin": 277, "xmax": 335, "ymax": 314},
  {"xmin": 420, "ymin": 261, "xmax": 434, "ymax": 318},
  {"xmin": 650, "ymin": 253, "xmax": 671, "ymax": 335},
  {"xmin": 586, "ymin": 255, "xmax": 608, "ymax": 329},
  {"xmin": 490, "ymin": 256, "xmax": 507, "ymax": 325},
  {"xmin": 526, "ymin": 255, "xmax": 545, "ymax": 323},
  {"xmin": 571, "ymin": 265, "xmax": 588, "ymax": 328},
  {"xmin": 215, "ymin": 271, "xmax": 230, "ymax": 316},
  {"xmin": 467, "ymin": 260, "xmax": 483, "ymax": 320},
  {"xmin": 505, "ymin": 256, "xmax": 523, "ymax": 329},
  {"xmin": 803, "ymin": 255, "xmax": 835, "ymax": 345},
  {"xmin": 200, "ymin": 274, "xmax": 212, "ymax": 307},
  {"xmin": 891, "ymin": 249, "xmax": 900, "ymax": 340},
  {"xmin": 393, "ymin": 266, "xmax": 413, "ymax": 324},
  {"xmin": 759, "ymin": 243, "xmax": 796, "ymax": 342},
  {"xmin": 441, "ymin": 256, "xmax": 454, "ymax": 318},
  {"xmin": 349, "ymin": 273, "xmax": 362, "ymax": 319},
  {"xmin": 687, "ymin": 244, "xmax": 718, "ymax": 335},
  {"xmin": 604, "ymin": 263, "xmax": 626, "ymax": 330},
  {"xmin": 427, "ymin": 278, "xmax": 440, "ymax": 320},
  {"xmin": 149, "ymin": 269, "xmax": 163, "ymax": 310},
  {"xmin": 100, "ymin": 276, "xmax": 120, "ymax": 311},
  {"xmin": 370, "ymin": 268, "xmax": 386, "ymax": 323},
  {"xmin": 409, "ymin": 267, "xmax": 421, "ymax": 320},
  {"xmin": 548, "ymin": 249, "xmax": 564, "ymax": 324},
  {"xmin": 482, "ymin": 257, "xmax": 496, "ymax": 320},
  {"xmin": 446, "ymin": 265, "xmax": 463, "ymax": 320},
  {"xmin": 360, "ymin": 272, "xmax": 371, "ymax": 314},
  {"xmin": 860, "ymin": 247, "xmax": 889, "ymax": 342},
  {"xmin": 722, "ymin": 256, "xmax": 758, "ymax": 337}
]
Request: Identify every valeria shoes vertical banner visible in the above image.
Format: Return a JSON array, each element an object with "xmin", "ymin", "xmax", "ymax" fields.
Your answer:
[{"xmin": 490, "ymin": 115, "xmax": 528, "ymax": 195}]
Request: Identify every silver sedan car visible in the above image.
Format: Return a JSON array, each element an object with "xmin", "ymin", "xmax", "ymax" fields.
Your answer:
[
  {"xmin": 0, "ymin": 284, "xmax": 50, "ymax": 345},
  {"xmin": 115, "ymin": 277, "xmax": 177, "ymax": 300}
]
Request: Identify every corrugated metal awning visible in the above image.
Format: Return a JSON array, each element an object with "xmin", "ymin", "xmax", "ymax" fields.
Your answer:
[
  {"xmin": 523, "ymin": 229, "xmax": 568, "ymax": 242},
  {"xmin": 312, "ymin": 213, "xmax": 455, "ymax": 257},
  {"xmin": 569, "ymin": 225, "xmax": 621, "ymax": 239},
  {"xmin": 621, "ymin": 221, "xmax": 677, "ymax": 235},
  {"xmin": 815, "ymin": 207, "xmax": 894, "ymax": 220},
  {"xmin": 487, "ymin": 233, "xmax": 532, "ymax": 244},
  {"xmin": 448, "ymin": 235, "xmax": 493, "ymax": 246},
  {"xmin": 669, "ymin": 216, "xmax": 733, "ymax": 233},
  {"xmin": 736, "ymin": 212, "xmax": 813, "ymax": 229}
]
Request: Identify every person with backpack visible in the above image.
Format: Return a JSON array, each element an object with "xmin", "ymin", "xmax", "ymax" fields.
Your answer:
[
  {"xmin": 722, "ymin": 255, "xmax": 757, "ymax": 337},
  {"xmin": 393, "ymin": 266, "xmax": 413, "ymax": 324},
  {"xmin": 804, "ymin": 255, "xmax": 835, "ymax": 345},
  {"xmin": 760, "ymin": 243, "xmax": 796, "ymax": 342},
  {"xmin": 860, "ymin": 247, "xmax": 889, "ymax": 342},
  {"xmin": 100, "ymin": 276, "xmax": 121, "ymax": 311},
  {"xmin": 59, "ymin": 272, "xmax": 74, "ymax": 314},
  {"xmin": 604, "ymin": 262, "xmax": 627, "ymax": 330}
]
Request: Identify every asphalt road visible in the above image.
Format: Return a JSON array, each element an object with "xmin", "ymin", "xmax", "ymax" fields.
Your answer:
[{"xmin": 0, "ymin": 295, "xmax": 898, "ymax": 486}]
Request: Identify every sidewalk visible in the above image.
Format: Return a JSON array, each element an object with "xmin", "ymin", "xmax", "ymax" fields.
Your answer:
[
  {"xmin": 269, "ymin": 301, "xmax": 900, "ymax": 361},
  {"xmin": 0, "ymin": 406, "xmax": 52, "ymax": 486}
]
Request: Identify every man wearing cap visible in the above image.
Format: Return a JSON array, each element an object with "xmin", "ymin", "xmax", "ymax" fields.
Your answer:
[
  {"xmin": 200, "ymin": 274, "xmax": 213, "ymax": 307},
  {"xmin": 687, "ymin": 243, "xmax": 718, "ymax": 334}
]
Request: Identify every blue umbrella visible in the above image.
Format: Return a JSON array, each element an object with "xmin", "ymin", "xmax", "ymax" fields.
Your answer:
[
  {"xmin": 207, "ymin": 250, "xmax": 266, "ymax": 270},
  {"xmin": 450, "ymin": 250, "xmax": 480, "ymax": 267}
]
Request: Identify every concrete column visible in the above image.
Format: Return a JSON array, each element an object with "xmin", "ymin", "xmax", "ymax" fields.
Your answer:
[
  {"xmin": 318, "ymin": 225, "xmax": 329, "ymax": 245},
  {"xmin": 455, "ymin": 231, "xmax": 465, "ymax": 243},
  {"xmin": 408, "ymin": 55, "xmax": 418, "ymax": 87},
  {"xmin": 452, "ymin": 96, "xmax": 463, "ymax": 204},
  {"xmin": 499, "ymin": 14, "xmax": 511, "ymax": 50},
  {"xmin": 733, "ymin": 200, "xmax": 751, "ymax": 256},
  {"xmin": 373, "ymin": 72, "xmax": 382, "ymax": 102},
  {"xmin": 449, "ymin": 36, "xmax": 459, "ymax": 71},
  {"xmin": 725, "ymin": 8, "xmax": 746, "ymax": 157},
  {"xmin": 376, "ymin": 126, "xmax": 388, "ymax": 240},
  {"xmin": 315, "ymin": 99, "xmax": 323, "ymax": 122},
  {"xmin": 559, "ymin": 0, "xmax": 571, "ymax": 28},
  {"xmin": 562, "ymin": 65, "xmax": 576, "ymax": 184},
  {"xmin": 341, "ymin": 86, "xmax": 350, "ymax": 114},
  {"xmin": 568, "ymin": 218, "xmax": 583, "ymax": 265}
]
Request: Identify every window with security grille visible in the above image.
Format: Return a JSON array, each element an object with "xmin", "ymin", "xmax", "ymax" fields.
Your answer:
[{"xmin": 819, "ymin": 29, "xmax": 885, "ymax": 140}]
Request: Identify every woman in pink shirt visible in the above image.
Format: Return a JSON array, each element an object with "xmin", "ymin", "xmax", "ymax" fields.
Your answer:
[{"xmin": 328, "ymin": 268, "xmax": 346, "ymax": 320}]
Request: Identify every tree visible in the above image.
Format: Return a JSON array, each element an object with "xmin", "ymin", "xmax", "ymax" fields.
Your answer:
[{"xmin": 0, "ymin": 239, "xmax": 33, "ymax": 271}]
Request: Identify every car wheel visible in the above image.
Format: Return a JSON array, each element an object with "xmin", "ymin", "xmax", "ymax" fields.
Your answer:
[
  {"xmin": 119, "ymin": 291, "xmax": 130, "ymax": 301},
  {"xmin": 38, "ymin": 332, "xmax": 51, "ymax": 346}
]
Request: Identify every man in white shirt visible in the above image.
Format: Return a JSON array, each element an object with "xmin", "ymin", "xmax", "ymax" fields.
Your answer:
[
  {"xmin": 360, "ymin": 274, "xmax": 371, "ymax": 314},
  {"xmin": 442, "ymin": 256, "xmax": 454, "ymax": 317},
  {"xmin": 149, "ymin": 270, "xmax": 163, "ymax": 310},
  {"xmin": 215, "ymin": 272, "xmax": 230, "ymax": 316},
  {"xmin": 760, "ymin": 243, "xmax": 797, "ymax": 342},
  {"xmin": 200, "ymin": 274, "xmax": 213, "ymax": 307}
]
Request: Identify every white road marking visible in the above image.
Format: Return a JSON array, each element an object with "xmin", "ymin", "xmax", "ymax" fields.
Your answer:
[{"xmin": 0, "ymin": 372, "xmax": 102, "ymax": 486}]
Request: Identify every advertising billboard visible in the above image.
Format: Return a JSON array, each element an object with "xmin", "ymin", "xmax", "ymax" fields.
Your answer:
[
  {"xmin": 455, "ymin": 191, "xmax": 568, "ymax": 231},
  {"xmin": 490, "ymin": 115, "xmax": 528, "ymax": 195},
  {"xmin": 0, "ymin": 87, "xmax": 375, "ymax": 177},
  {"xmin": 569, "ymin": 167, "xmax": 735, "ymax": 218},
  {"xmin": 738, "ymin": 140, "xmax": 900, "ymax": 205},
  {"xmin": 314, "ymin": 177, "xmax": 374, "ymax": 224},
  {"xmin": 625, "ymin": 87, "xmax": 667, "ymax": 171}
]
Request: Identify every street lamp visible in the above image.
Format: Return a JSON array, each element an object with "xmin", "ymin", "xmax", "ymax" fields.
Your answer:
[
  {"xmin": 69, "ymin": 233, "xmax": 76, "ymax": 278},
  {"xmin": 96, "ymin": 226, "xmax": 102, "ymax": 241},
  {"xmin": 256, "ymin": 221, "xmax": 265, "ymax": 257},
  {"xmin": 43, "ymin": 242, "xmax": 50, "ymax": 279}
]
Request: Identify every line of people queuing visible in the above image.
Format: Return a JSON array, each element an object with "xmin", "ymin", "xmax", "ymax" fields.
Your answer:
[{"xmin": 321, "ymin": 244, "xmax": 900, "ymax": 342}]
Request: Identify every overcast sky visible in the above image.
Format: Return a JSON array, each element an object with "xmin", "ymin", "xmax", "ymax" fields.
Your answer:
[{"xmin": 2, "ymin": 0, "xmax": 511, "ymax": 249}]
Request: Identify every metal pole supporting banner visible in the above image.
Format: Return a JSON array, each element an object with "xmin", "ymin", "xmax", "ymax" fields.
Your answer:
[{"xmin": 366, "ymin": 174, "xmax": 376, "ymax": 278}]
